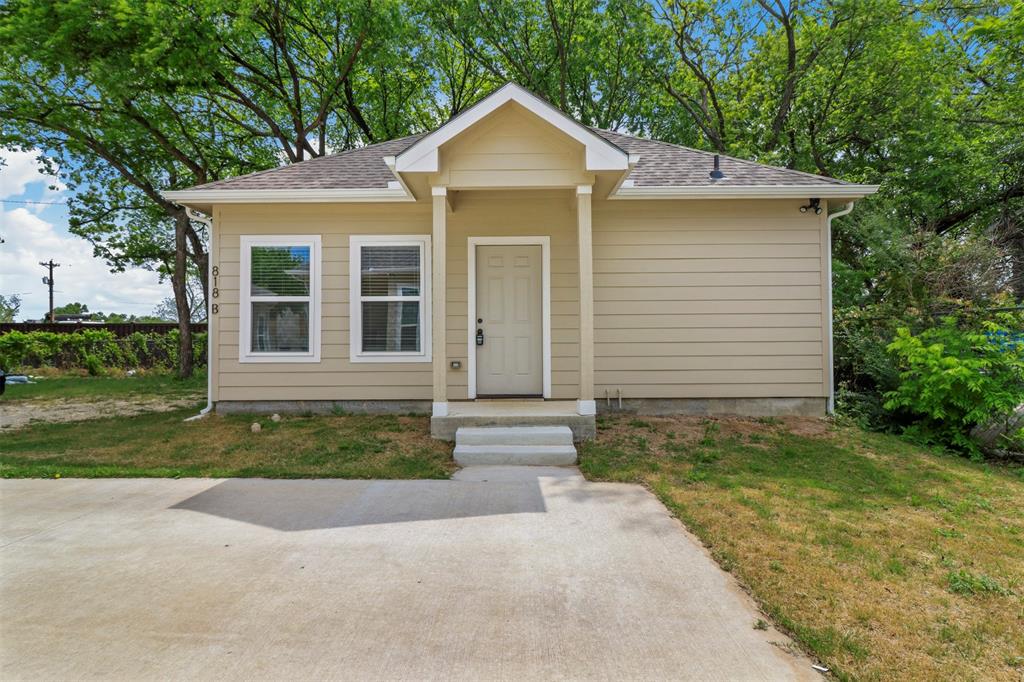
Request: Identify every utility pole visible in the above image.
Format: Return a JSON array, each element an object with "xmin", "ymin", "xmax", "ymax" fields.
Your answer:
[{"xmin": 39, "ymin": 259, "xmax": 60, "ymax": 323}]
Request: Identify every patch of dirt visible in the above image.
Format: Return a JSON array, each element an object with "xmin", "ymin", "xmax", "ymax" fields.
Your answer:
[
  {"xmin": 598, "ymin": 414, "xmax": 833, "ymax": 446},
  {"xmin": 0, "ymin": 397, "xmax": 201, "ymax": 431}
]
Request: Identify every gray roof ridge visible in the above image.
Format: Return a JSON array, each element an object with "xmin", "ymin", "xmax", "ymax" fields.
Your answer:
[{"xmin": 590, "ymin": 127, "xmax": 849, "ymax": 186}]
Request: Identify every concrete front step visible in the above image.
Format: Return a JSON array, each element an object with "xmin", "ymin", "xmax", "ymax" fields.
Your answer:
[
  {"xmin": 455, "ymin": 426, "xmax": 573, "ymax": 447},
  {"xmin": 453, "ymin": 426, "xmax": 578, "ymax": 466}
]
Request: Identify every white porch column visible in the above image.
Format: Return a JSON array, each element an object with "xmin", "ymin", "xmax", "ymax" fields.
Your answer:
[
  {"xmin": 431, "ymin": 187, "xmax": 448, "ymax": 417},
  {"xmin": 576, "ymin": 184, "xmax": 596, "ymax": 416}
]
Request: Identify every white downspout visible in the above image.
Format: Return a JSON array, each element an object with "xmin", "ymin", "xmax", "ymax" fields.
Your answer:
[
  {"xmin": 826, "ymin": 201, "xmax": 855, "ymax": 415},
  {"xmin": 183, "ymin": 207, "xmax": 214, "ymax": 422}
]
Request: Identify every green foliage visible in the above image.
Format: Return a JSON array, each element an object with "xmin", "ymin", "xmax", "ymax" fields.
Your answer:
[
  {"xmin": 883, "ymin": 314, "xmax": 1024, "ymax": 457},
  {"xmin": 53, "ymin": 302, "xmax": 89, "ymax": 315},
  {"xmin": 946, "ymin": 570, "xmax": 1011, "ymax": 597},
  {"xmin": 0, "ymin": 330, "xmax": 208, "ymax": 372},
  {"xmin": 0, "ymin": 294, "xmax": 22, "ymax": 323}
]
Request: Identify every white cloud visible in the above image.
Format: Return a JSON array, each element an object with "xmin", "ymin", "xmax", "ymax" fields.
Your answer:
[
  {"xmin": 1, "ymin": 207, "xmax": 168, "ymax": 320},
  {"xmin": 0, "ymin": 148, "xmax": 65, "ymax": 201},
  {"xmin": 1, "ymin": 147, "xmax": 167, "ymax": 319}
]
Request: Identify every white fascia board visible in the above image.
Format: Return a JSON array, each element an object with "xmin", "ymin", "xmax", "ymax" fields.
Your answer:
[
  {"xmin": 382, "ymin": 155, "xmax": 417, "ymax": 200},
  {"xmin": 394, "ymin": 83, "xmax": 629, "ymax": 173},
  {"xmin": 609, "ymin": 184, "xmax": 879, "ymax": 200},
  {"xmin": 162, "ymin": 188, "xmax": 415, "ymax": 204}
]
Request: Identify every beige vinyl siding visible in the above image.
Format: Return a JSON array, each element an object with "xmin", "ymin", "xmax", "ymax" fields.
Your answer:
[
  {"xmin": 213, "ymin": 203, "xmax": 432, "ymax": 402},
  {"xmin": 591, "ymin": 198, "xmax": 828, "ymax": 400},
  {"xmin": 432, "ymin": 103, "xmax": 590, "ymax": 189},
  {"xmin": 445, "ymin": 190, "xmax": 580, "ymax": 400},
  {"xmin": 211, "ymin": 195, "xmax": 829, "ymax": 405},
  {"xmin": 211, "ymin": 192, "xmax": 581, "ymax": 403}
]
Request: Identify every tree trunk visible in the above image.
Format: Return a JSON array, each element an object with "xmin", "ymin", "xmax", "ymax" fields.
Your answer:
[{"xmin": 173, "ymin": 210, "xmax": 194, "ymax": 378}]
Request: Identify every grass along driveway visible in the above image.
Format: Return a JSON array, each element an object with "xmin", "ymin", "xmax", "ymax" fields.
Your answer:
[
  {"xmin": 580, "ymin": 415, "xmax": 1024, "ymax": 681},
  {"xmin": 0, "ymin": 409, "xmax": 453, "ymax": 479},
  {"xmin": 1, "ymin": 373, "xmax": 206, "ymax": 430}
]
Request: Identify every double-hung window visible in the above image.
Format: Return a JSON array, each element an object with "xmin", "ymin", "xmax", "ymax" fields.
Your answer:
[
  {"xmin": 349, "ymin": 235, "xmax": 431, "ymax": 363},
  {"xmin": 240, "ymin": 235, "xmax": 321, "ymax": 362}
]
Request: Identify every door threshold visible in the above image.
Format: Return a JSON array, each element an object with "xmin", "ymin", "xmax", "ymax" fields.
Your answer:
[{"xmin": 475, "ymin": 395, "xmax": 544, "ymax": 401}]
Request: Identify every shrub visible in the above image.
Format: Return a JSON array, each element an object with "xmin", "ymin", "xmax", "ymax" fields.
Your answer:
[
  {"xmin": 884, "ymin": 313, "xmax": 1024, "ymax": 457},
  {"xmin": 0, "ymin": 330, "xmax": 208, "ymax": 373}
]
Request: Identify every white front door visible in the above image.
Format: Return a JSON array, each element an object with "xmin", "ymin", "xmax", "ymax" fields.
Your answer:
[{"xmin": 475, "ymin": 244, "xmax": 543, "ymax": 397}]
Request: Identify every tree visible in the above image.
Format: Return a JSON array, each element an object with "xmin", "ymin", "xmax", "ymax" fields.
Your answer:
[
  {"xmin": 0, "ymin": 0, "xmax": 430, "ymax": 378},
  {"xmin": 0, "ymin": 2, "xmax": 256, "ymax": 377},
  {"xmin": 418, "ymin": 0, "xmax": 655, "ymax": 130},
  {"xmin": 52, "ymin": 302, "xmax": 89, "ymax": 316},
  {"xmin": 0, "ymin": 294, "xmax": 21, "ymax": 322},
  {"xmin": 152, "ymin": 275, "xmax": 207, "ymax": 324}
]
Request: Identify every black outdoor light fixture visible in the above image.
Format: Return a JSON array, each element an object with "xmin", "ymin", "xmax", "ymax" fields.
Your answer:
[
  {"xmin": 709, "ymin": 154, "xmax": 725, "ymax": 179},
  {"xmin": 800, "ymin": 198, "xmax": 823, "ymax": 214}
]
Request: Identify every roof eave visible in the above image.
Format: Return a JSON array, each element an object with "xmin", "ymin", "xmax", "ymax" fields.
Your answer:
[
  {"xmin": 609, "ymin": 184, "xmax": 880, "ymax": 200},
  {"xmin": 162, "ymin": 187, "xmax": 416, "ymax": 205}
]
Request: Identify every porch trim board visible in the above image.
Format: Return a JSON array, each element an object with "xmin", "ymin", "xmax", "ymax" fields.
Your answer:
[{"xmin": 466, "ymin": 236, "xmax": 552, "ymax": 400}]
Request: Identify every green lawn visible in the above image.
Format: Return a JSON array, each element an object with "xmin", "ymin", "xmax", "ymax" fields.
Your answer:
[
  {"xmin": 0, "ymin": 409, "xmax": 453, "ymax": 479},
  {"xmin": 580, "ymin": 415, "xmax": 1024, "ymax": 682},
  {"xmin": 1, "ymin": 371, "xmax": 206, "ymax": 402}
]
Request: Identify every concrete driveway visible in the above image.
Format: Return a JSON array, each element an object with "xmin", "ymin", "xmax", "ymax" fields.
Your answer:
[{"xmin": 1, "ymin": 468, "xmax": 815, "ymax": 681}]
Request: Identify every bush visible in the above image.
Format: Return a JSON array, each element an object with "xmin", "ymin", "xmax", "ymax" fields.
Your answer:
[
  {"xmin": 883, "ymin": 313, "xmax": 1024, "ymax": 457},
  {"xmin": 0, "ymin": 330, "xmax": 208, "ymax": 373}
]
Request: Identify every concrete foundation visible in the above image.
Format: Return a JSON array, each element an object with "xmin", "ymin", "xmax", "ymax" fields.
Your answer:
[
  {"xmin": 216, "ymin": 397, "xmax": 824, "ymax": 428},
  {"xmin": 215, "ymin": 400, "xmax": 431, "ymax": 416},
  {"xmin": 596, "ymin": 397, "xmax": 827, "ymax": 418}
]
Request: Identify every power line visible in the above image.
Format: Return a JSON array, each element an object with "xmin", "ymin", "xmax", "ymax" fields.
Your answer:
[{"xmin": 1, "ymin": 198, "xmax": 67, "ymax": 205}]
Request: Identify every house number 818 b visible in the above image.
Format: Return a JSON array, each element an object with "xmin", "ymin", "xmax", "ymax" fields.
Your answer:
[{"xmin": 211, "ymin": 265, "xmax": 220, "ymax": 314}]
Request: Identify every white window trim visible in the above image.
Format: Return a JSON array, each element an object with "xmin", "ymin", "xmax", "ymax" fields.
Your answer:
[
  {"xmin": 239, "ymin": 235, "xmax": 322, "ymax": 363},
  {"xmin": 467, "ymin": 236, "xmax": 551, "ymax": 399},
  {"xmin": 349, "ymin": 235, "xmax": 432, "ymax": 363}
]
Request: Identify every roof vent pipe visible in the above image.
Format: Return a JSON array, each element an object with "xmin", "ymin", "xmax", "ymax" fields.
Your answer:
[{"xmin": 710, "ymin": 155, "xmax": 725, "ymax": 179}]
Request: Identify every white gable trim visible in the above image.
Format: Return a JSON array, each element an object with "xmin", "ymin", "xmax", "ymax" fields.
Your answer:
[{"xmin": 395, "ymin": 83, "xmax": 629, "ymax": 174}]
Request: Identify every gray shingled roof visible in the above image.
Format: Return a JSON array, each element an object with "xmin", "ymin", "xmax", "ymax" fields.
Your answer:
[
  {"xmin": 183, "ymin": 126, "xmax": 848, "ymax": 192},
  {"xmin": 187, "ymin": 135, "xmax": 422, "ymax": 191},
  {"xmin": 592, "ymin": 129, "xmax": 848, "ymax": 187}
]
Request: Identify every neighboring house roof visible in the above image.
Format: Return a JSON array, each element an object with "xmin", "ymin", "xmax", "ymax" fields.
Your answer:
[{"xmin": 165, "ymin": 84, "xmax": 876, "ymax": 203}]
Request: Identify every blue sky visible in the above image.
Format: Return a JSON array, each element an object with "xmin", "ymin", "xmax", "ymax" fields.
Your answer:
[{"xmin": 1, "ymin": 149, "xmax": 168, "ymax": 321}]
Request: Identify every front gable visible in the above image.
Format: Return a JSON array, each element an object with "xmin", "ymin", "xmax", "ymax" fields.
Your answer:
[
  {"xmin": 393, "ymin": 83, "xmax": 629, "ymax": 178},
  {"xmin": 429, "ymin": 102, "xmax": 594, "ymax": 189}
]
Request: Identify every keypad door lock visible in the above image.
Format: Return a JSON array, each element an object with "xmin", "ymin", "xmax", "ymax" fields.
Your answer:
[{"xmin": 475, "ymin": 328, "xmax": 484, "ymax": 346}]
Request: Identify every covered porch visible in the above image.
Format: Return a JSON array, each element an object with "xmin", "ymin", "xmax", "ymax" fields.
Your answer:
[{"xmin": 427, "ymin": 186, "xmax": 597, "ymax": 440}]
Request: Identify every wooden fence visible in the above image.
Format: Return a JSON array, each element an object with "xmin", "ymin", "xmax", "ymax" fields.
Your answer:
[{"xmin": 0, "ymin": 322, "xmax": 207, "ymax": 337}]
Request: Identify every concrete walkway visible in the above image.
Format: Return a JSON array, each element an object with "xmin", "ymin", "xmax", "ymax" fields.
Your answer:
[{"xmin": 1, "ymin": 468, "xmax": 816, "ymax": 681}]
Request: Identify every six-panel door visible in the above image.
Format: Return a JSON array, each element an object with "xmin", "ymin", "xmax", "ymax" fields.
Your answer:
[{"xmin": 475, "ymin": 244, "xmax": 543, "ymax": 396}]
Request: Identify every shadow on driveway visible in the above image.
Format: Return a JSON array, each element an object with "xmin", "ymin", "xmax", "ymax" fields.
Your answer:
[{"xmin": 170, "ymin": 476, "xmax": 547, "ymax": 531}]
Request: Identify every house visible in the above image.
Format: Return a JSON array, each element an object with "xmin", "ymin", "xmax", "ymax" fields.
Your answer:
[{"xmin": 165, "ymin": 84, "xmax": 877, "ymax": 442}]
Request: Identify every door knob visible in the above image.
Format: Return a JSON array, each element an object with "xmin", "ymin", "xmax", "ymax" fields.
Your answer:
[{"xmin": 476, "ymin": 329, "xmax": 484, "ymax": 346}]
